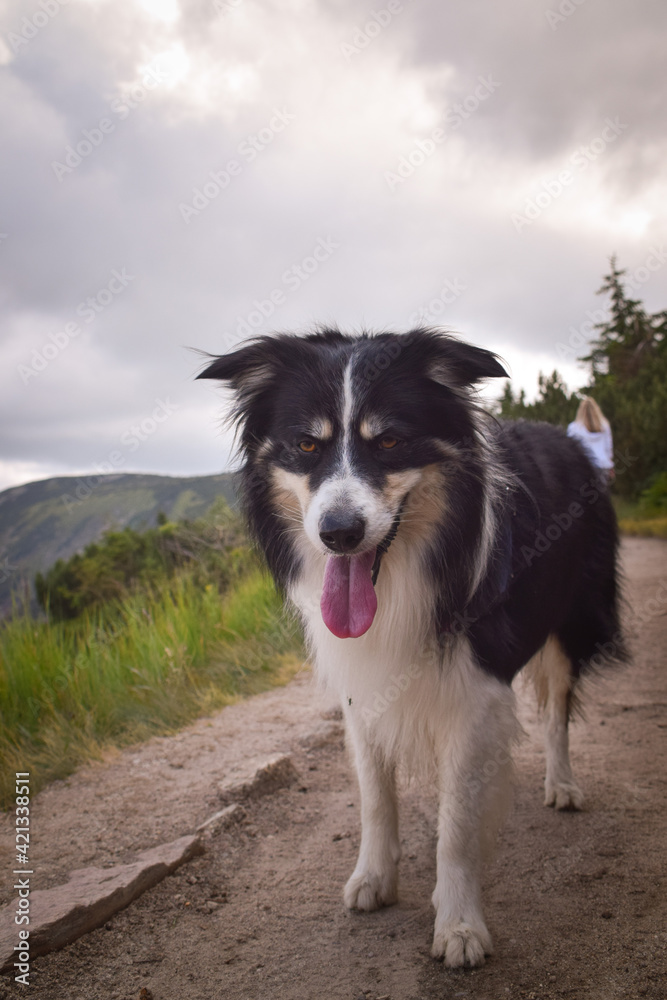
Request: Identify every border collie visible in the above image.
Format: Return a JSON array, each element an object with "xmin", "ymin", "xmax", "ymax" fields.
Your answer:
[{"xmin": 198, "ymin": 328, "xmax": 625, "ymax": 968}]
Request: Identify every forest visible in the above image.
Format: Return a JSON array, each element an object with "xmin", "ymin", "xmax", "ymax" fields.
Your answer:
[{"xmin": 498, "ymin": 257, "xmax": 666, "ymax": 508}]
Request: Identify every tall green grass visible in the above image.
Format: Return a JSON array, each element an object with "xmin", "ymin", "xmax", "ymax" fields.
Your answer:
[{"xmin": 0, "ymin": 569, "xmax": 304, "ymax": 810}]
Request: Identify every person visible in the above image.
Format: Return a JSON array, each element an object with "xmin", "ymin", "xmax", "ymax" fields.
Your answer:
[{"xmin": 567, "ymin": 397, "xmax": 614, "ymax": 485}]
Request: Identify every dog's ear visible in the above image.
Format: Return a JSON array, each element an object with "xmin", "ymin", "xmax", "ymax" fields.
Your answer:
[
  {"xmin": 196, "ymin": 337, "xmax": 295, "ymax": 439},
  {"xmin": 196, "ymin": 337, "xmax": 286, "ymax": 393},
  {"xmin": 419, "ymin": 333, "xmax": 508, "ymax": 387}
]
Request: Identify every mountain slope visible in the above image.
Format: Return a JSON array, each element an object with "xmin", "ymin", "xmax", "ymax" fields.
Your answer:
[{"xmin": 0, "ymin": 472, "xmax": 236, "ymax": 615}]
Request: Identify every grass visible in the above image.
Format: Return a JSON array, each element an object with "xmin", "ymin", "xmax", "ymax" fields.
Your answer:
[
  {"xmin": 6, "ymin": 483, "xmax": 661, "ymax": 813},
  {"xmin": 0, "ymin": 569, "xmax": 304, "ymax": 810},
  {"xmin": 613, "ymin": 496, "xmax": 667, "ymax": 539},
  {"xmin": 617, "ymin": 516, "xmax": 667, "ymax": 539}
]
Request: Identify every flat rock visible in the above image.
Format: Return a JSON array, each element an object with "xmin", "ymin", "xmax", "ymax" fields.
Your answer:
[
  {"xmin": 0, "ymin": 833, "xmax": 203, "ymax": 970},
  {"xmin": 196, "ymin": 802, "xmax": 247, "ymax": 837},
  {"xmin": 217, "ymin": 752, "xmax": 299, "ymax": 802}
]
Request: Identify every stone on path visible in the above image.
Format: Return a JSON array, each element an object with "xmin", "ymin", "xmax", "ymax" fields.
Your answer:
[
  {"xmin": 0, "ymin": 833, "xmax": 203, "ymax": 971},
  {"xmin": 217, "ymin": 752, "xmax": 300, "ymax": 802}
]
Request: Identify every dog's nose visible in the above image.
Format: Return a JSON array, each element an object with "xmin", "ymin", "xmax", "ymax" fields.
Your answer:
[{"xmin": 319, "ymin": 513, "xmax": 366, "ymax": 553}]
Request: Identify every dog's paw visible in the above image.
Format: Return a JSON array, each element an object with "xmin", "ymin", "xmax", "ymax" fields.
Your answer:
[
  {"xmin": 431, "ymin": 920, "xmax": 493, "ymax": 968},
  {"xmin": 344, "ymin": 868, "xmax": 398, "ymax": 911},
  {"xmin": 545, "ymin": 779, "xmax": 584, "ymax": 810}
]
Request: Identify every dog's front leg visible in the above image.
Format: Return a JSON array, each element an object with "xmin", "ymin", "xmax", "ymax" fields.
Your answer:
[
  {"xmin": 431, "ymin": 777, "xmax": 493, "ymax": 968},
  {"xmin": 343, "ymin": 715, "xmax": 400, "ymax": 911},
  {"xmin": 431, "ymin": 674, "xmax": 515, "ymax": 968}
]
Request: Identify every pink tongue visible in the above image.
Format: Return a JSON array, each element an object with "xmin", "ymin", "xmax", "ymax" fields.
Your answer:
[{"xmin": 320, "ymin": 549, "xmax": 378, "ymax": 639}]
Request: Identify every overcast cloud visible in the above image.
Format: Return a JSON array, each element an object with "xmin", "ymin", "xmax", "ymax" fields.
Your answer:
[{"xmin": 0, "ymin": 0, "xmax": 665, "ymax": 490}]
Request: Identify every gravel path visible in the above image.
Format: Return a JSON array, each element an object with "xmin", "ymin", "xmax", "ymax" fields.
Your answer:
[{"xmin": 1, "ymin": 537, "xmax": 665, "ymax": 1000}]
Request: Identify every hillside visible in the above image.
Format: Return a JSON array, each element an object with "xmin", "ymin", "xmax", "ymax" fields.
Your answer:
[{"xmin": 0, "ymin": 472, "xmax": 236, "ymax": 616}]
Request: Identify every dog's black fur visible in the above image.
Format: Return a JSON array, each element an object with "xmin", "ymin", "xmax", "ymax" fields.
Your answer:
[
  {"xmin": 466, "ymin": 418, "xmax": 626, "ymax": 683},
  {"xmin": 198, "ymin": 327, "xmax": 627, "ymax": 967},
  {"xmin": 199, "ymin": 328, "xmax": 626, "ymax": 688}
]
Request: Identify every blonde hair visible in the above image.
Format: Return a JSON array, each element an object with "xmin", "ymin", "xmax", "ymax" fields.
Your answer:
[{"xmin": 576, "ymin": 397, "xmax": 606, "ymax": 434}]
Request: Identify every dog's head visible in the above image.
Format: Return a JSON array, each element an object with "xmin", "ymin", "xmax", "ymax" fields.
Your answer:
[{"xmin": 198, "ymin": 328, "xmax": 507, "ymax": 638}]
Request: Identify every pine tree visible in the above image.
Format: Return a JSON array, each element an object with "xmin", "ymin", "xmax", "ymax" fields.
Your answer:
[
  {"xmin": 495, "ymin": 256, "xmax": 667, "ymax": 498},
  {"xmin": 580, "ymin": 256, "xmax": 667, "ymax": 496},
  {"xmin": 497, "ymin": 381, "xmax": 516, "ymax": 418},
  {"xmin": 496, "ymin": 372, "xmax": 575, "ymax": 425},
  {"xmin": 583, "ymin": 255, "xmax": 667, "ymax": 380}
]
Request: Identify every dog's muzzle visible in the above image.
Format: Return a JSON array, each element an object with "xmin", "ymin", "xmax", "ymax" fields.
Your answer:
[{"xmin": 318, "ymin": 495, "xmax": 409, "ymax": 640}]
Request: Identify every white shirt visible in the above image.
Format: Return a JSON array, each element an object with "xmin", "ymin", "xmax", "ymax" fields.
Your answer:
[{"xmin": 567, "ymin": 419, "xmax": 614, "ymax": 471}]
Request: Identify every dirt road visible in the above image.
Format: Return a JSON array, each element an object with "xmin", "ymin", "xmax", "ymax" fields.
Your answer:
[{"xmin": 1, "ymin": 537, "xmax": 665, "ymax": 1000}]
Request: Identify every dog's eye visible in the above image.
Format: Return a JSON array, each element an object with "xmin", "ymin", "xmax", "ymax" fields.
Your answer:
[
  {"xmin": 299, "ymin": 440, "xmax": 317, "ymax": 453},
  {"xmin": 378, "ymin": 436, "xmax": 398, "ymax": 450}
]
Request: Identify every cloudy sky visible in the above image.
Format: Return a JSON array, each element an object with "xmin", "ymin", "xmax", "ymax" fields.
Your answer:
[{"xmin": 1, "ymin": 0, "xmax": 665, "ymax": 491}]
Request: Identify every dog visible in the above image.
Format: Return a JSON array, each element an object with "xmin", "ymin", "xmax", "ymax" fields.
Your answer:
[{"xmin": 197, "ymin": 327, "xmax": 626, "ymax": 968}]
